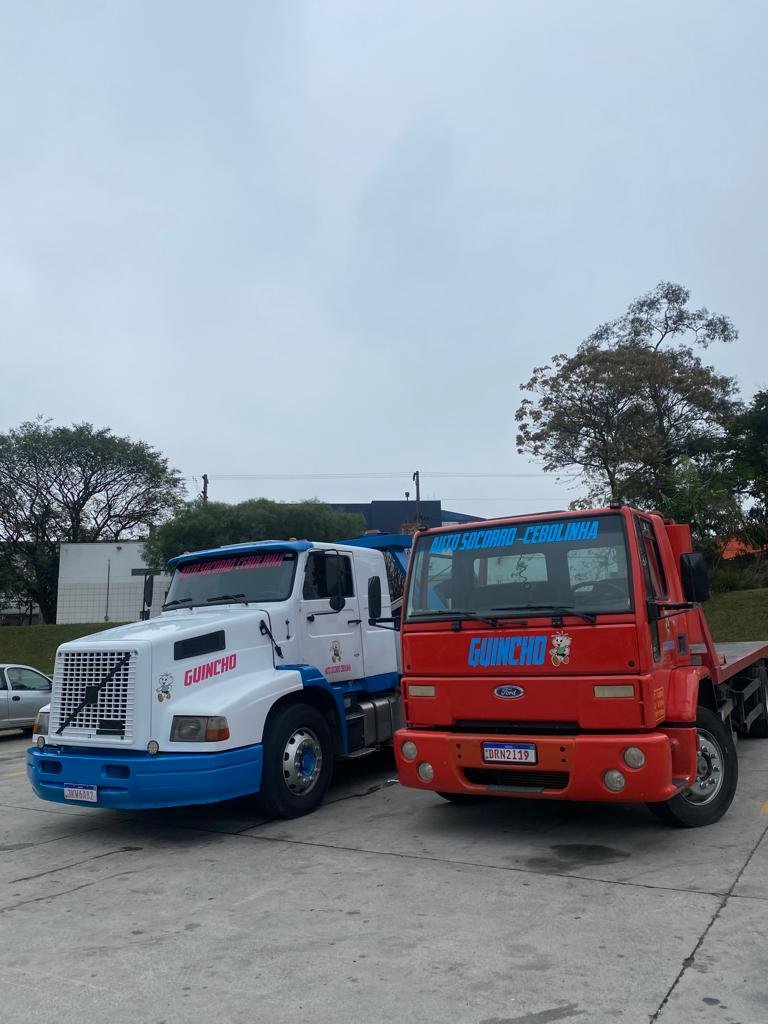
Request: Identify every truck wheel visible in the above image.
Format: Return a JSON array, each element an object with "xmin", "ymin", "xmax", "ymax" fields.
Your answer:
[
  {"xmin": 745, "ymin": 665, "xmax": 768, "ymax": 738},
  {"xmin": 259, "ymin": 704, "xmax": 333, "ymax": 819},
  {"xmin": 649, "ymin": 707, "xmax": 738, "ymax": 828}
]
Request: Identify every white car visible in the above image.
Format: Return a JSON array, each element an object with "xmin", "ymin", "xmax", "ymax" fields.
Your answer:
[{"xmin": 0, "ymin": 664, "xmax": 53, "ymax": 732}]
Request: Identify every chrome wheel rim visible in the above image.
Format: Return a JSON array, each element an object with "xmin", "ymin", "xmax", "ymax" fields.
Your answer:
[
  {"xmin": 282, "ymin": 727, "xmax": 323, "ymax": 795},
  {"xmin": 683, "ymin": 728, "xmax": 724, "ymax": 805}
]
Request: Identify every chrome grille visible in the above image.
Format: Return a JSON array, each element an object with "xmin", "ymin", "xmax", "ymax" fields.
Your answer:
[{"xmin": 51, "ymin": 650, "xmax": 136, "ymax": 741}]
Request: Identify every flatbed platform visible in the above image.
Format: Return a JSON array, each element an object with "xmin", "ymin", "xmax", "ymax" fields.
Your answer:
[{"xmin": 691, "ymin": 640, "xmax": 768, "ymax": 682}]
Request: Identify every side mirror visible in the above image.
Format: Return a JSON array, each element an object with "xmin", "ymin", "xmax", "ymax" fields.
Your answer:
[
  {"xmin": 681, "ymin": 552, "xmax": 710, "ymax": 603},
  {"xmin": 143, "ymin": 575, "xmax": 155, "ymax": 608},
  {"xmin": 368, "ymin": 575, "xmax": 382, "ymax": 620},
  {"xmin": 329, "ymin": 593, "xmax": 345, "ymax": 613}
]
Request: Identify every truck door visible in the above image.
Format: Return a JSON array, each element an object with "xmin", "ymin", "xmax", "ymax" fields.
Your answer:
[
  {"xmin": 635, "ymin": 517, "xmax": 675, "ymax": 669},
  {"xmin": 0, "ymin": 669, "xmax": 9, "ymax": 728},
  {"xmin": 300, "ymin": 551, "xmax": 363, "ymax": 682},
  {"xmin": 355, "ymin": 555, "xmax": 401, "ymax": 680},
  {"xmin": 5, "ymin": 666, "xmax": 52, "ymax": 727}
]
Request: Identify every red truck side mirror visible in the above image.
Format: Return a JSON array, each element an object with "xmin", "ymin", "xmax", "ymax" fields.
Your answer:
[{"xmin": 681, "ymin": 552, "xmax": 710, "ymax": 603}]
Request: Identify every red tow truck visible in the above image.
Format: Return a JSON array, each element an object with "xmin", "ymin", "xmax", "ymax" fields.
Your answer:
[{"xmin": 392, "ymin": 505, "xmax": 768, "ymax": 826}]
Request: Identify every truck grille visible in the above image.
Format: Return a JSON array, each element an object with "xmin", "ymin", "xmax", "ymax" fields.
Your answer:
[
  {"xmin": 51, "ymin": 650, "xmax": 136, "ymax": 741},
  {"xmin": 463, "ymin": 768, "xmax": 569, "ymax": 791}
]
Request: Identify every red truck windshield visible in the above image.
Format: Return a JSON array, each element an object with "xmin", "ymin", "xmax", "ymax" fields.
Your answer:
[{"xmin": 405, "ymin": 514, "xmax": 631, "ymax": 619}]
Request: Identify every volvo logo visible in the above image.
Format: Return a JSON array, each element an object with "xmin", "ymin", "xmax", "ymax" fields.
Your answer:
[{"xmin": 494, "ymin": 685, "xmax": 525, "ymax": 699}]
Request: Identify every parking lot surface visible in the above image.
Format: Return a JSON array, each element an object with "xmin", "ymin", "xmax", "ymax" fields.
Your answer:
[{"xmin": 2, "ymin": 730, "xmax": 767, "ymax": 1024}]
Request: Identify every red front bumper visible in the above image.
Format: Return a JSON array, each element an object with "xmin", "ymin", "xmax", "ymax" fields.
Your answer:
[{"xmin": 394, "ymin": 728, "xmax": 697, "ymax": 803}]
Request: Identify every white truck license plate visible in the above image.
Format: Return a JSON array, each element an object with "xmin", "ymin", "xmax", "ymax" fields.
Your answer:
[
  {"xmin": 64, "ymin": 784, "xmax": 97, "ymax": 803},
  {"xmin": 482, "ymin": 742, "xmax": 537, "ymax": 765}
]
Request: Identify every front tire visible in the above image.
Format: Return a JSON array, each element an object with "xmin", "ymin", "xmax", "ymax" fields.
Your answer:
[
  {"xmin": 649, "ymin": 706, "xmax": 737, "ymax": 828},
  {"xmin": 259, "ymin": 703, "xmax": 333, "ymax": 819}
]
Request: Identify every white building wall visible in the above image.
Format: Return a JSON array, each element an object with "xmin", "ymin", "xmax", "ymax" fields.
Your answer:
[{"xmin": 56, "ymin": 541, "xmax": 172, "ymax": 624}]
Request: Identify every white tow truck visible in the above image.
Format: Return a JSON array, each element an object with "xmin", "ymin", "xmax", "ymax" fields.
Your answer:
[{"xmin": 27, "ymin": 535, "xmax": 409, "ymax": 818}]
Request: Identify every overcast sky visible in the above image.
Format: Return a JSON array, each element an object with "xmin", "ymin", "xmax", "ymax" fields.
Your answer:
[{"xmin": 1, "ymin": 1, "xmax": 766, "ymax": 519}]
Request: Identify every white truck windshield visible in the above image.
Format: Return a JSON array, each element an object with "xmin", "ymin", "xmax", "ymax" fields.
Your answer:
[
  {"xmin": 406, "ymin": 514, "xmax": 631, "ymax": 619},
  {"xmin": 165, "ymin": 551, "xmax": 299, "ymax": 608}
]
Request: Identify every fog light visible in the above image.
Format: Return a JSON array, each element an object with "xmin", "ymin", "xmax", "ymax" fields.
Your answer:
[
  {"xmin": 408, "ymin": 684, "xmax": 436, "ymax": 697},
  {"xmin": 401, "ymin": 740, "xmax": 418, "ymax": 761},
  {"xmin": 603, "ymin": 769, "xmax": 626, "ymax": 792},
  {"xmin": 623, "ymin": 746, "xmax": 645, "ymax": 769},
  {"xmin": 147, "ymin": 740, "xmax": 160, "ymax": 756},
  {"xmin": 594, "ymin": 685, "xmax": 635, "ymax": 698},
  {"xmin": 37, "ymin": 735, "xmax": 46, "ymax": 750},
  {"xmin": 417, "ymin": 762, "xmax": 435, "ymax": 782}
]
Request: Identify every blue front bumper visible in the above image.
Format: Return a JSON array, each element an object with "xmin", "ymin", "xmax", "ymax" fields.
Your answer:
[{"xmin": 27, "ymin": 743, "xmax": 263, "ymax": 810}]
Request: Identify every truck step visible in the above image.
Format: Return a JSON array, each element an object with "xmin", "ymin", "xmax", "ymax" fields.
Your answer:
[
  {"xmin": 738, "ymin": 677, "xmax": 763, "ymax": 703},
  {"xmin": 343, "ymin": 746, "xmax": 378, "ymax": 759},
  {"xmin": 745, "ymin": 704, "xmax": 766, "ymax": 730}
]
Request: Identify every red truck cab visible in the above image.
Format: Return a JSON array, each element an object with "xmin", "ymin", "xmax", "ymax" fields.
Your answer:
[{"xmin": 394, "ymin": 506, "xmax": 768, "ymax": 826}]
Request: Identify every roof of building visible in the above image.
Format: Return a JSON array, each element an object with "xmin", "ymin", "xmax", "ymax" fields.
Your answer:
[{"xmin": 333, "ymin": 500, "xmax": 482, "ymax": 534}]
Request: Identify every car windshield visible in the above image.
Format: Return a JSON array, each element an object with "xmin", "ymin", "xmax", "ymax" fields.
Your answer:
[
  {"xmin": 165, "ymin": 550, "xmax": 298, "ymax": 608},
  {"xmin": 405, "ymin": 514, "xmax": 631, "ymax": 620}
]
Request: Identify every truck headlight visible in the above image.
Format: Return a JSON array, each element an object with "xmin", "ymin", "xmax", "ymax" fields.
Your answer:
[
  {"xmin": 33, "ymin": 711, "xmax": 50, "ymax": 737},
  {"xmin": 170, "ymin": 716, "xmax": 230, "ymax": 742}
]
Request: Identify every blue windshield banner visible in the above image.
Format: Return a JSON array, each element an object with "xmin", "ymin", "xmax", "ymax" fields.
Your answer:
[{"xmin": 430, "ymin": 518, "xmax": 600, "ymax": 553}]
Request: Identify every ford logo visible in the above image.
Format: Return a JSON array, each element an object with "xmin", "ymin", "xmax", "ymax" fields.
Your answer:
[{"xmin": 494, "ymin": 685, "xmax": 524, "ymax": 699}]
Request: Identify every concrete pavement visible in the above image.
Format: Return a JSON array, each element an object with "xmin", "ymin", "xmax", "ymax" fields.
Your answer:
[{"xmin": 1, "ymin": 730, "xmax": 767, "ymax": 1024}]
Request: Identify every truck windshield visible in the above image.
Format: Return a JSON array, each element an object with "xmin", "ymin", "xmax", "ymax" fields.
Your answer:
[
  {"xmin": 165, "ymin": 551, "xmax": 298, "ymax": 608},
  {"xmin": 405, "ymin": 514, "xmax": 631, "ymax": 620}
]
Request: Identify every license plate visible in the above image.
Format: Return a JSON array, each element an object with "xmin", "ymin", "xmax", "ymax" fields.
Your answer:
[
  {"xmin": 482, "ymin": 742, "xmax": 537, "ymax": 765},
  {"xmin": 64, "ymin": 784, "xmax": 97, "ymax": 803}
]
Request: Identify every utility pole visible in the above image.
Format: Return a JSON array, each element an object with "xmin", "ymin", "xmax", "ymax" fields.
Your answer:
[
  {"xmin": 412, "ymin": 471, "xmax": 422, "ymax": 528},
  {"xmin": 201, "ymin": 474, "xmax": 209, "ymax": 503}
]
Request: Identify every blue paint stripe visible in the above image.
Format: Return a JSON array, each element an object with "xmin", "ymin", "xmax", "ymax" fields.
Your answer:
[{"xmin": 277, "ymin": 665, "xmax": 401, "ymax": 754}]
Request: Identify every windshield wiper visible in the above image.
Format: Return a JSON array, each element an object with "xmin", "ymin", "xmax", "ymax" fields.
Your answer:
[
  {"xmin": 162, "ymin": 597, "xmax": 193, "ymax": 609},
  {"xmin": 491, "ymin": 604, "xmax": 597, "ymax": 625},
  {"xmin": 409, "ymin": 609, "xmax": 504, "ymax": 628},
  {"xmin": 205, "ymin": 594, "xmax": 248, "ymax": 606}
]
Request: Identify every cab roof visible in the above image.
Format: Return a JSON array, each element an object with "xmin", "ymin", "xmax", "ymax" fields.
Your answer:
[{"xmin": 167, "ymin": 534, "xmax": 413, "ymax": 570}]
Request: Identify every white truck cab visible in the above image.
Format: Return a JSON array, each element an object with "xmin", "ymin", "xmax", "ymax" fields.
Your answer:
[{"xmin": 27, "ymin": 535, "xmax": 410, "ymax": 818}]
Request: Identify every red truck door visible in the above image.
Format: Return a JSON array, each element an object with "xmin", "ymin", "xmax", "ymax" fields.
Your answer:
[{"xmin": 634, "ymin": 516, "xmax": 677, "ymax": 672}]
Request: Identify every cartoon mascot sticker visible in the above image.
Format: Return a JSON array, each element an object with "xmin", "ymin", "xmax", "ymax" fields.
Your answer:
[
  {"xmin": 550, "ymin": 631, "xmax": 572, "ymax": 667},
  {"xmin": 330, "ymin": 640, "xmax": 343, "ymax": 664},
  {"xmin": 156, "ymin": 673, "xmax": 173, "ymax": 702}
]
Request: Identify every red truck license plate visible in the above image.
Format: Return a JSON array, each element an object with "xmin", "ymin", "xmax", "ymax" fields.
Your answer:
[{"xmin": 482, "ymin": 742, "xmax": 537, "ymax": 765}]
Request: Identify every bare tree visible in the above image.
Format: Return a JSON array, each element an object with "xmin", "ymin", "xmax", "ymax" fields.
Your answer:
[{"xmin": 0, "ymin": 419, "xmax": 185, "ymax": 621}]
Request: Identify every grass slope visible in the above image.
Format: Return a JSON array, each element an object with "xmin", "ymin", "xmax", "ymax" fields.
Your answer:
[
  {"xmin": 706, "ymin": 588, "xmax": 768, "ymax": 643},
  {"xmin": 0, "ymin": 623, "xmax": 127, "ymax": 674},
  {"xmin": 0, "ymin": 590, "xmax": 765, "ymax": 674}
]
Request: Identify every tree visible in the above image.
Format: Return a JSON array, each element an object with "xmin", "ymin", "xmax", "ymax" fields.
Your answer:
[
  {"xmin": 731, "ymin": 389, "xmax": 768, "ymax": 547},
  {"xmin": 515, "ymin": 282, "xmax": 741, "ymax": 547},
  {"xmin": 0, "ymin": 419, "xmax": 185, "ymax": 622},
  {"xmin": 143, "ymin": 498, "xmax": 367, "ymax": 568}
]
